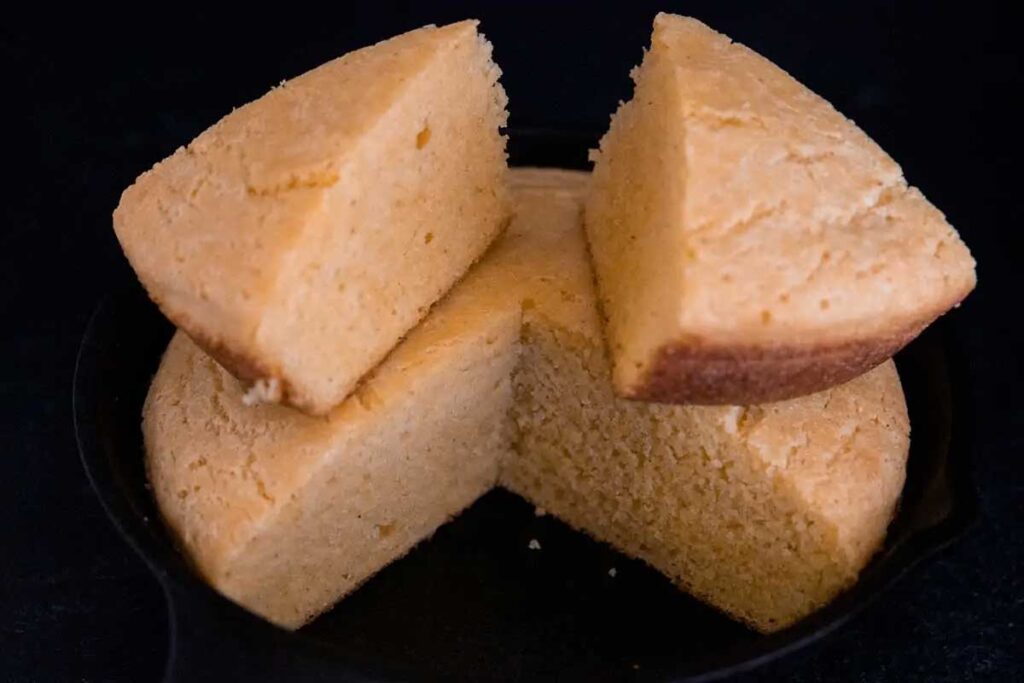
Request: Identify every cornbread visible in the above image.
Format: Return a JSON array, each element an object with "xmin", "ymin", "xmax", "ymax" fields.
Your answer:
[
  {"xmin": 145, "ymin": 309, "xmax": 520, "ymax": 628},
  {"xmin": 116, "ymin": 21, "xmax": 509, "ymax": 415},
  {"xmin": 145, "ymin": 169, "xmax": 908, "ymax": 632},
  {"xmin": 586, "ymin": 14, "xmax": 975, "ymax": 404}
]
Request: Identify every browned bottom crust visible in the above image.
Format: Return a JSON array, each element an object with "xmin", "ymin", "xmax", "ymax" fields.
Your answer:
[
  {"xmin": 147, "ymin": 291, "xmax": 314, "ymax": 414},
  {"xmin": 628, "ymin": 319, "xmax": 932, "ymax": 405},
  {"xmin": 184, "ymin": 324, "xmax": 313, "ymax": 412}
]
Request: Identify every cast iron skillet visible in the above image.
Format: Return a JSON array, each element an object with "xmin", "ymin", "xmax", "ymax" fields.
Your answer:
[{"xmin": 75, "ymin": 130, "xmax": 977, "ymax": 682}]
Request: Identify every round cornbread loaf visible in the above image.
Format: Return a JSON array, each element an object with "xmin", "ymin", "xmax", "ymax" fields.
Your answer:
[{"xmin": 146, "ymin": 169, "xmax": 908, "ymax": 632}]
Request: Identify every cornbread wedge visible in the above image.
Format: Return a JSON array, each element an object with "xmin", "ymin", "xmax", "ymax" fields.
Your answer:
[
  {"xmin": 116, "ymin": 21, "xmax": 509, "ymax": 415},
  {"xmin": 586, "ymin": 14, "xmax": 975, "ymax": 404}
]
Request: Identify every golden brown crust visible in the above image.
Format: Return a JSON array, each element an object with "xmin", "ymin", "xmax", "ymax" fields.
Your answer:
[
  {"xmin": 154, "ymin": 294, "xmax": 317, "ymax": 415},
  {"xmin": 182, "ymin": 324, "xmax": 268, "ymax": 386},
  {"xmin": 187, "ymin": 328, "xmax": 319, "ymax": 415},
  {"xmin": 629, "ymin": 316, "xmax": 934, "ymax": 405}
]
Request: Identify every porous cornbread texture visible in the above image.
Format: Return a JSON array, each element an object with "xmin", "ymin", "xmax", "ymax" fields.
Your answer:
[
  {"xmin": 145, "ymin": 293, "xmax": 521, "ymax": 628},
  {"xmin": 146, "ymin": 169, "xmax": 908, "ymax": 633},
  {"xmin": 116, "ymin": 21, "xmax": 509, "ymax": 415},
  {"xmin": 586, "ymin": 14, "xmax": 975, "ymax": 405}
]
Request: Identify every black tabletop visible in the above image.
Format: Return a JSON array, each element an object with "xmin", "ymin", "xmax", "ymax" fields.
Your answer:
[{"xmin": 2, "ymin": 2, "xmax": 1021, "ymax": 681}]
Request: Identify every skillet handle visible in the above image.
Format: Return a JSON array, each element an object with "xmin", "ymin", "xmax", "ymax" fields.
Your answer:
[{"xmin": 160, "ymin": 582, "xmax": 343, "ymax": 682}]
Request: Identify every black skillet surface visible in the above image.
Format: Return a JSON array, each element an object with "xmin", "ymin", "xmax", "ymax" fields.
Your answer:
[{"xmin": 74, "ymin": 130, "xmax": 976, "ymax": 682}]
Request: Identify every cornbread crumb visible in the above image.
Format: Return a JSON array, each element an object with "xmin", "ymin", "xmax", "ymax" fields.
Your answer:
[{"xmin": 241, "ymin": 378, "xmax": 281, "ymax": 407}]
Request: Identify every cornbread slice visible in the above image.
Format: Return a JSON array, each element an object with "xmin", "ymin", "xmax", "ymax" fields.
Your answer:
[
  {"xmin": 586, "ymin": 14, "xmax": 975, "ymax": 404},
  {"xmin": 144, "ymin": 282, "xmax": 522, "ymax": 628},
  {"xmin": 146, "ymin": 169, "xmax": 908, "ymax": 633},
  {"xmin": 116, "ymin": 21, "xmax": 509, "ymax": 415},
  {"xmin": 503, "ymin": 171, "xmax": 908, "ymax": 631}
]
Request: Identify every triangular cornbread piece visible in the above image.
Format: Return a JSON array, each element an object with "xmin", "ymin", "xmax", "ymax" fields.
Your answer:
[
  {"xmin": 115, "ymin": 21, "xmax": 509, "ymax": 415},
  {"xmin": 586, "ymin": 14, "xmax": 975, "ymax": 404}
]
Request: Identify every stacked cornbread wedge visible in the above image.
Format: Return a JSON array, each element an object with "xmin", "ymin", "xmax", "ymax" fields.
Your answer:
[
  {"xmin": 115, "ymin": 17, "xmax": 974, "ymax": 634},
  {"xmin": 586, "ymin": 15, "xmax": 974, "ymax": 406}
]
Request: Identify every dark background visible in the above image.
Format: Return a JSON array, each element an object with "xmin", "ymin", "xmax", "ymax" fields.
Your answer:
[{"xmin": 2, "ymin": 1, "xmax": 1021, "ymax": 681}]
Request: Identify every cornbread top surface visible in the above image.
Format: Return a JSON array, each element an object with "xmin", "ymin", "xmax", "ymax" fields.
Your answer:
[{"xmin": 114, "ymin": 22, "xmax": 479, "ymax": 333}]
